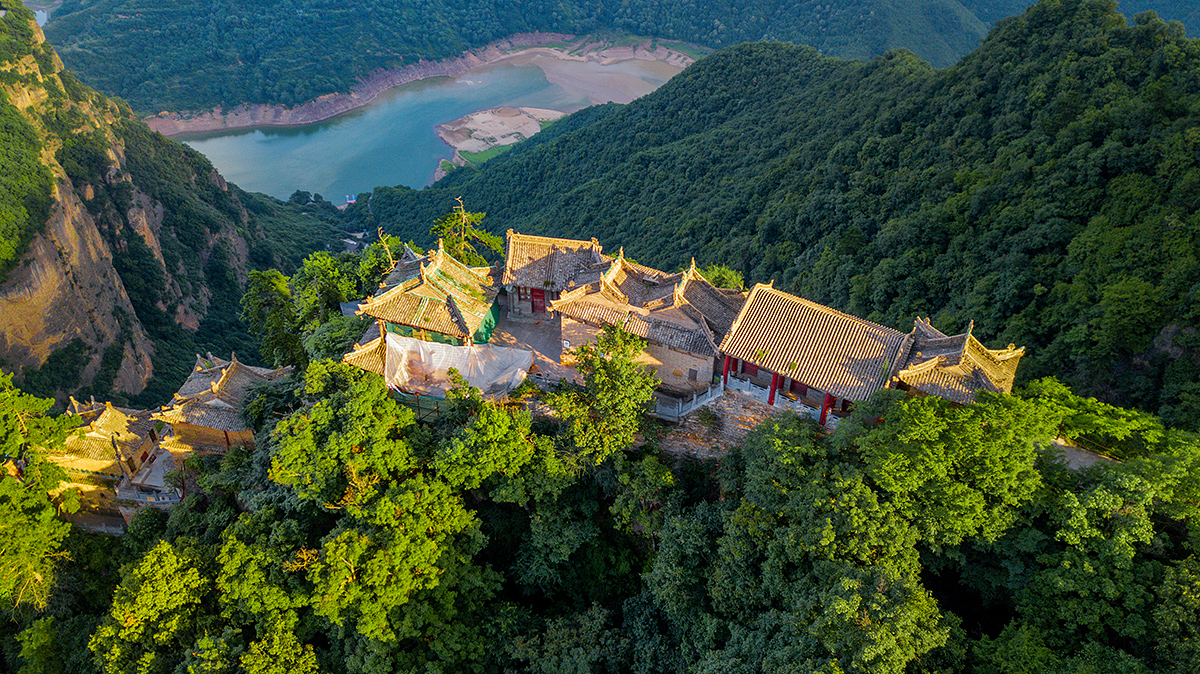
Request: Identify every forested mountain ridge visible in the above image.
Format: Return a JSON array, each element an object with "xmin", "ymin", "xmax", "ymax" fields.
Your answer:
[
  {"xmin": 5, "ymin": 342, "xmax": 1200, "ymax": 673},
  {"xmin": 0, "ymin": 4, "xmax": 343, "ymax": 405},
  {"xmin": 41, "ymin": 0, "xmax": 991, "ymax": 114},
  {"xmin": 39, "ymin": 0, "xmax": 1200, "ymax": 117},
  {"xmin": 374, "ymin": 0, "xmax": 1200, "ymax": 428},
  {"xmin": 963, "ymin": 0, "xmax": 1200, "ymax": 27}
]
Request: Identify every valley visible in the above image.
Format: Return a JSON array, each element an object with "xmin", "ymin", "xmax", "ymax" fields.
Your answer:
[{"xmin": 174, "ymin": 38, "xmax": 690, "ymax": 198}]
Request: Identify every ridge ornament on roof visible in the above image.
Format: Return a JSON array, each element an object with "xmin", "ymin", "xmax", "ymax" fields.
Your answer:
[{"xmin": 358, "ymin": 246, "xmax": 500, "ymax": 344}]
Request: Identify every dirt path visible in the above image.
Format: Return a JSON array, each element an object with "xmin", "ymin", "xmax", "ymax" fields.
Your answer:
[{"xmin": 657, "ymin": 391, "xmax": 782, "ymax": 459}]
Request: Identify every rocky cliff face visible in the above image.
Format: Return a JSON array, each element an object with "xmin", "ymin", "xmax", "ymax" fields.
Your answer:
[
  {"xmin": 0, "ymin": 172, "xmax": 156, "ymax": 395},
  {"xmin": 0, "ymin": 8, "xmax": 270, "ymax": 401},
  {"xmin": 0, "ymin": 15, "xmax": 153, "ymax": 395}
]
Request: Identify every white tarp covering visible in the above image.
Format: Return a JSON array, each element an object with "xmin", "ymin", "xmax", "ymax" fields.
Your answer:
[{"xmin": 384, "ymin": 333, "xmax": 534, "ymax": 398}]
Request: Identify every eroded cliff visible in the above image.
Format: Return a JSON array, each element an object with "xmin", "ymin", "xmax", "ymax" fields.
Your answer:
[
  {"xmin": 0, "ymin": 6, "xmax": 338, "ymax": 402},
  {"xmin": 0, "ymin": 12, "xmax": 157, "ymax": 396}
]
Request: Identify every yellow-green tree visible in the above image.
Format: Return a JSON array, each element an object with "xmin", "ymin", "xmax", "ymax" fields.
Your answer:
[
  {"xmin": 0, "ymin": 371, "xmax": 77, "ymax": 614},
  {"xmin": 547, "ymin": 325, "xmax": 658, "ymax": 467},
  {"xmin": 430, "ymin": 199, "xmax": 502, "ymax": 267}
]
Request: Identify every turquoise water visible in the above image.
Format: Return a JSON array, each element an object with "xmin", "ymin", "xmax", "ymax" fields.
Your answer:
[{"xmin": 179, "ymin": 58, "xmax": 679, "ymax": 201}]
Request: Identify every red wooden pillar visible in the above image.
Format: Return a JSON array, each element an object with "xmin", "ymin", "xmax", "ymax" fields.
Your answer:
[
  {"xmin": 819, "ymin": 392, "xmax": 834, "ymax": 425},
  {"xmin": 768, "ymin": 372, "xmax": 779, "ymax": 406},
  {"xmin": 722, "ymin": 355, "xmax": 731, "ymax": 386}
]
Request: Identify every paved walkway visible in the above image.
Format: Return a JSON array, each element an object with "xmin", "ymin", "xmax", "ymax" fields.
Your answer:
[
  {"xmin": 1051, "ymin": 438, "xmax": 1116, "ymax": 469},
  {"xmin": 489, "ymin": 305, "xmax": 579, "ymax": 384}
]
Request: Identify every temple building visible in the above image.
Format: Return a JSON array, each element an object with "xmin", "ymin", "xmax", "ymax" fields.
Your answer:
[
  {"xmin": 673, "ymin": 263, "xmax": 747, "ymax": 345},
  {"xmin": 893, "ymin": 318, "xmax": 1025, "ymax": 404},
  {"xmin": 720, "ymin": 284, "xmax": 1025, "ymax": 424},
  {"xmin": 357, "ymin": 241, "xmax": 500, "ymax": 345},
  {"xmin": 551, "ymin": 254, "xmax": 744, "ymax": 396},
  {"xmin": 720, "ymin": 284, "xmax": 912, "ymax": 424},
  {"xmin": 501, "ymin": 230, "xmax": 610, "ymax": 316},
  {"xmin": 45, "ymin": 400, "xmax": 161, "ymax": 526},
  {"xmin": 154, "ymin": 353, "xmax": 291, "ymax": 453},
  {"xmin": 37, "ymin": 353, "xmax": 292, "ymax": 532},
  {"xmin": 341, "ymin": 229, "xmax": 1025, "ymax": 423}
]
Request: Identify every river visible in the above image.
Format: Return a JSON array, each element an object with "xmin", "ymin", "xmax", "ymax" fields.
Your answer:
[{"xmin": 178, "ymin": 56, "xmax": 683, "ymax": 201}]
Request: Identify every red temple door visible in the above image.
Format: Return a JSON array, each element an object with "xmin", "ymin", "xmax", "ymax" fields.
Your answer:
[{"xmin": 531, "ymin": 288, "xmax": 546, "ymax": 313}]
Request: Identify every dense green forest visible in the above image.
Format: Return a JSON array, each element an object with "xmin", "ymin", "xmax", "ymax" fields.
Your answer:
[
  {"xmin": 4, "ymin": 1, "xmax": 1199, "ymax": 672},
  {"xmin": 372, "ymin": 0, "xmax": 1200, "ymax": 429},
  {"xmin": 961, "ymin": 0, "xmax": 1200, "ymax": 27},
  {"xmin": 41, "ymin": 0, "xmax": 990, "ymax": 113},
  {"xmin": 4, "ymin": 300, "xmax": 1199, "ymax": 672},
  {"xmin": 38, "ymin": 0, "xmax": 1200, "ymax": 115}
]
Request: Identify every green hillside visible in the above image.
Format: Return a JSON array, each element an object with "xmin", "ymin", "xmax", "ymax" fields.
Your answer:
[
  {"xmin": 6, "ymin": 341, "xmax": 1200, "ymax": 673},
  {"xmin": 42, "ymin": 0, "xmax": 988, "ymax": 113},
  {"xmin": 1, "ymin": 2, "xmax": 346, "ymax": 405},
  {"xmin": 373, "ymin": 0, "xmax": 1200, "ymax": 428},
  {"xmin": 1119, "ymin": 0, "xmax": 1200, "ymax": 31}
]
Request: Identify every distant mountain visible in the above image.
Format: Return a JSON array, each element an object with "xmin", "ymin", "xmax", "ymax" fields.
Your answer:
[
  {"xmin": 1117, "ymin": 0, "xmax": 1200, "ymax": 31},
  {"xmin": 41, "ymin": 0, "xmax": 990, "ymax": 114},
  {"xmin": 965, "ymin": 1, "xmax": 1199, "ymax": 29},
  {"xmin": 0, "ymin": 4, "xmax": 341, "ymax": 404},
  {"xmin": 371, "ymin": 0, "xmax": 1200, "ymax": 427}
]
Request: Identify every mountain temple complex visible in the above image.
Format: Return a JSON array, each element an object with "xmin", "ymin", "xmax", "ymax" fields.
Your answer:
[
  {"xmin": 343, "ymin": 229, "xmax": 1025, "ymax": 424},
  {"xmin": 36, "ymin": 353, "xmax": 291, "ymax": 532},
  {"xmin": 38, "ymin": 230, "xmax": 1026, "ymax": 533}
]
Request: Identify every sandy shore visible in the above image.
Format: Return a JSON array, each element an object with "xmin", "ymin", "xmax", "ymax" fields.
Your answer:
[
  {"xmin": 147, "ymin": 35, "xmax": 701, "ymax": 137},
  {"xmin": 433, "ymin": 107, "xmax": 565, "ymax": 180},
  {"xmin": 436, "ymin": 106, "xmax": 565, "ymax": 155}
]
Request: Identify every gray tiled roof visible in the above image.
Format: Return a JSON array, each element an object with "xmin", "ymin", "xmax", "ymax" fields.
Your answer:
[
  {"xmin": 157, "ymin": 355, "xmax": 291, "ymax": 433},
  {"xmin": 628, "ymin": 314, "xmax": 717, "ymax": 357},
  {"xmin": 157, "ymin": 403, "xmax": 248, "ymax": 434},
  {"xmin": 676, "ymin": 268, "xmax": 746, "ymax": 342},
  {"xmin": 502, "ymin": 230, "xmax": 610, "ymax": 290},
  {"xmin": 897, "ymin": 318, "xmax": 1025, "ymax": 404},
  {"xmin": 379, "ymin": 245, "xmax": 428, "ymax": 288},
  {"xmin": 720, "ymin": 284, "xmax": 909, "ymax": 401},
  {"xmin": 551, "ymin": 257, "xmax": 719, "ymax": 357}
]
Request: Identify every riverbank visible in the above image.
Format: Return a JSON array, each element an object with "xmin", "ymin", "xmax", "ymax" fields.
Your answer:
[
  {"xmin": 147, "ymin": 34, "xmax": 702, "ymax": 137},
  {"xmin": 23, "ymin": 0, "xmax": 60, "ymax": 24}
]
